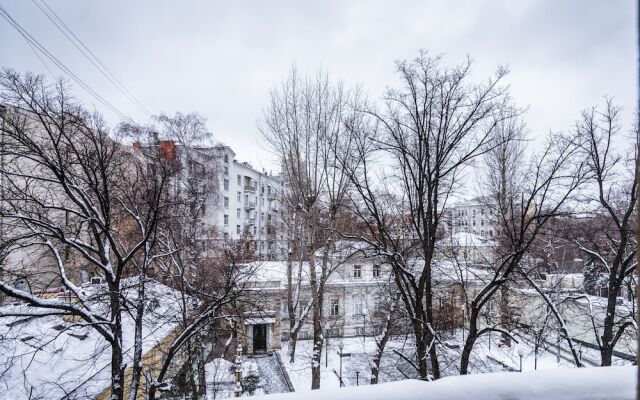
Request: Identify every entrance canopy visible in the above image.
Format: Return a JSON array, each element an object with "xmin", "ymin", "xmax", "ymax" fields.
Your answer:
[{"xmin": 244, "ymin": 317, "xmax": 276, "ymax": 325}]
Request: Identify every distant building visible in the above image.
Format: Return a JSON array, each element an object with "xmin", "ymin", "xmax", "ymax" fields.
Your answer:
[
  {"xmin": 139, "ymin": 140, "xmax": 286, "ymax": 261},
  {"xmin": 444, "ymin": 196, "xmax": 497, "ymax": 239},
  {"xmin": 436, "ymin": 232, "xmax": 497, "ymax": 264},
  {"xmin": 237, "ymin": 241, "xmax": 476, "ymax": 354},
  {"xmin": 216, "ymin": 146, "xmax": 285, "ymax": 260}
]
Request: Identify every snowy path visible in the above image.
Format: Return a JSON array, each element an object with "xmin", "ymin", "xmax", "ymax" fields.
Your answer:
[{"xmin": 250, "ymin": 353, "xmax": 292, "ymax": 394}]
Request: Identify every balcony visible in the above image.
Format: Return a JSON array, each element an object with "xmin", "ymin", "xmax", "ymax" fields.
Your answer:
[
  {"xmin": 246, "ymin": 218, "xmax": 256, "ymax": 226},
  {"xmin": 244, "ymin": 184, "xmax": 256, "ymax": 193},
  {"xmin": 244, "ymin": 201, "xmax": 256, "ymax": 209}
]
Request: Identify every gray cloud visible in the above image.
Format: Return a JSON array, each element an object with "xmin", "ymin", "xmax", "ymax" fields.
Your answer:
[{"xmin": 0, "ymin": 0, "xmax": 635, "ymax": 169}]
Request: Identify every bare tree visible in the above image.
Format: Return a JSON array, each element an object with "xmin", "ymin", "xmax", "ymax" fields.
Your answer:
[
  {"xmin": 0, "ymin": 70, "xmax": 175, "ymax": 400},
  {"xmin": 572, "ymin": 100, "xmax": 638, "ymax": 366},
  {"xmin": 483, "ymin": 109, "xmax": 527, "ymax": 346},
  {"xmin": 459, "ymin": 131, "xmax": 586, "ymax": 374},
  {"xmin": 343, "ymin": 52, "xmax": 511, "ymax": 379},
  {"xmin": 0, "ymin": 72, "xmax": 256, "ymax": 400},
  {"xmin": 260, "ymin": 67, "xmax": 356, "ymax": 389}
]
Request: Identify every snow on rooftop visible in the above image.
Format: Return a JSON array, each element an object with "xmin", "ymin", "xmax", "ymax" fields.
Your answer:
[
  {"xmin": 438, "ymin": 232, "xmax": 496, "ymax": 247},
  {"xmin": 254, "ymin": 366, "xmax": 634, "ymax": 400},
  {"xmin": 0, "ymin": 278, "xmax": 186, "ymax": 399}
]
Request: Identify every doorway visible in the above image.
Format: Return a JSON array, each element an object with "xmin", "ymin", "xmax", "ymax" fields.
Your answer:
[{"xmin": 253, "ymin": 324, "xmax": 267, "ymax": 352}]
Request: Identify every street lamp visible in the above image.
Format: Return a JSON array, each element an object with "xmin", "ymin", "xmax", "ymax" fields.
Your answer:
[
  {"xmin": 325, "ymin": 335, "xmax": 329, "ymax": 367},
  {"xmin": 355, "ymin": 371, "xmax": 360, "ymax": 386},
  {"xmin": 517, "ymin": 347, "xmax": 524, "ymax": 372},
  {"xmin": 338, "ymin": 340, "xmax": 344, "ymax": 387}
]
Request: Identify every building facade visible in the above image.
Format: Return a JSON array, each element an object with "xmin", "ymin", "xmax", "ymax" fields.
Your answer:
[
  {"xmin": 214, "ymin": 146, "xmax": 286, "ymax": 260},
  {"xmin": 444, "ymin": 196, "xmax": 498, "ymax": 239},
  {"xmin": 141, "ymin": 140, "xmax": 286, "ymax": 261}
]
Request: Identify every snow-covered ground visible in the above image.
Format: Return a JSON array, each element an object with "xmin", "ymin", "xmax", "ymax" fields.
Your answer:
[
  {"xmin": 279, "ymin": 336, "xmax": 421, "ymax": 391},
  {"xmin": 254, "ymin": 366, "xmax": 635, "ymax": 400},
  {"xmin": 275, "ymin": 329, "xmax": 633, "ymax": 392},
  {"xmin": 0, "ymin": 278, "xmax": 185, "ymax": 399}
]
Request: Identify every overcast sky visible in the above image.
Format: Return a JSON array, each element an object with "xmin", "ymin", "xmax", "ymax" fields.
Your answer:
[{"xmin": 1, "ymin": 0, "xmax": 636, "ymax": 171}]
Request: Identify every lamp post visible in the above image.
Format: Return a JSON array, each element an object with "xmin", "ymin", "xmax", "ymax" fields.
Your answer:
[
  {"xmin": 338, "ymin": 340, "xmax": 344, "ymax": 387},
  {"xmin": 326, "ymin": 335, "xmax": 329, "ymax": 367},
  {"xmin": 518, "ymin": 347, "xmax": 524, "ymax": 372},
  {"xmin": 355, "ymin": 371, "xmax": 360, "ymax": 386}
]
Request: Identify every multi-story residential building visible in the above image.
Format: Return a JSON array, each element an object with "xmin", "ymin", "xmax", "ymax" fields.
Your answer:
[
  {"xmin": 143, "ymin": 140, "xmax": 286, "ymax": 261},
  {"xmin": 214, "ymin": 146, "xmax": 285, "ymax": 260},
  {"xmin": 444, "ymin": 196, "xmax": 497, "ymax": 238}
]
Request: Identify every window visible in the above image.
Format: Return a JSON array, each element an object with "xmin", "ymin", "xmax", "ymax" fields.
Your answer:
[
  {"xmin": 224, "ymin": 166, "xmax": 229, "ymax": 175},
  {"xmin": 372, "ymin": 264, "xmax": 380, "ymax": 278},
  {"xmin": 237, "ymin": 209, "xmax": 241, "ymax": 218},
  {"xmin": 373, "ymin": 296, "xmax": 382, "ymax": 312},
  {"xmin": 472, "ymin": 219, "xmax": 476, "ymax": 226},
  {"xmin": 224, "ymin": 154, "xmax": 229, "ymax": 163},
  {"xmin": 353, "ymin": 265, "xmax": 362, "ymax": 279},
  {"xmin": 481, "ymin": 219, "xmax": 485, "ymax": 226},
  {"xmin": 237, "ymin": 175, "xmax": 241, "ymax": 185},
  {"xmin": 353, "ymin": 296, "xmax": 364, "ymax": 316},
  {"xmin": 236, "ymin": 225, "xmax": 241, "ymax": 234},
  {"xmin": 327, "ymin": 328, "xmax": 340, "ymax": 337},
  {"xmin": 355, "ymin": 326, "xmax": 365, "ymax": 336},
  {"xmin": 223, "ymin": 179, "xmax": 229, "ymax": 191},
  {"xmin": 237, "ymin": 191, "xmax": 241, "ymax": 202},
  {"xmin": 330, "ymin": 298, "xmax": 339, "ymax": 316},
  {"xmin": 224, "ymin": 197, "xmax": 229, "ymax": 208},
  {"xmin": 299, "ymin": 330, "xmax": 310, "ymax": 339},
  {"xmin": 224, "ymin": 215, "xmax": 229, "ymax": 225}
]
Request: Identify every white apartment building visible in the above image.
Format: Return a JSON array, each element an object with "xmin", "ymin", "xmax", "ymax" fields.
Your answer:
[
  {"xmin": 444, "ymin": 196, "xmax": 497, "ymax": 238},
  {"xmin": 140, "ymin": 140, "xmax": 286, "ymax": 261},
  {"xmin": 214, "ymin": 146, "xmax": 286, "ymax": 260}
]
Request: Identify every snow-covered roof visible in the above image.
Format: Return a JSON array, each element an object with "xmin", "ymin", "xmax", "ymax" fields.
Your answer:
[
  {"xmin": 438, "ymin": 232, "xmax": 496, "ymax": 247},
  {"xmin": 244, "ymin": 317, "xmax": 276, "ymax": 325},
  {"xmin": 313, "ymin": 239, "xmax": 374, "ymax": 258},
  {"xmin": 0, "ymin": 278, "xmax": 186, "ymax": 399}
]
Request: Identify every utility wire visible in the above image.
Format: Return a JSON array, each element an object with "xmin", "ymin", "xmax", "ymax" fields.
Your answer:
[
  {"xmin": 0, "ymin": 3, "xmax": 131, "ymax": 121},
  {"xmin": 32, "ymin": 0, "xmax": 152, "ymax": 117}
]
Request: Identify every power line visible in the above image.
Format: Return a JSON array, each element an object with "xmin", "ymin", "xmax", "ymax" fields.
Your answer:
[
  {"xmin": 32, "ymin": 0, "xmax": 152, "ymax": 117},
  {"xmin": 0, "ymin": 3, "xmax": 131, "ymax": 121}
]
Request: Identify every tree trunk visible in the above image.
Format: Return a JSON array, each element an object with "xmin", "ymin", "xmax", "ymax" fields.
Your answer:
[
  {"xmin": 309, "ymin": 255, "xmax": 323, "ymax": 389},
  {"xmin": 499, "ymin": 284, "xmax": 511, "ymax": 346},
  {"xmin": 423, "ymin": 250, "xmax": 440, "ymax": 379},
  {"xmin": 110, "ymin": 282, "xmax": 125, "ymax": 400},
  {"xmin": 287, "ymin": 252, "xmax": 297, "ymax": 363},
  {"xmin": 460, "ymin": 308, "xmax": 480, "ymax": 375},
  {"xmin": 412, "ymin": 320, "xmax": 429, "ymax": 380},
  {"xmin": 370, "ymin": 319, "xmax": 392, "ymax": 384},
  {"xmin": 288, "ymin": 336, "xmax": 298, "ymax": 364},
  {"xmin": 600, "ymin": 279, "xmax": 620, "ymax": 366},
  {"xmin": 128, "ymin": 278, "xmax": 146, "ymax": 400}
]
